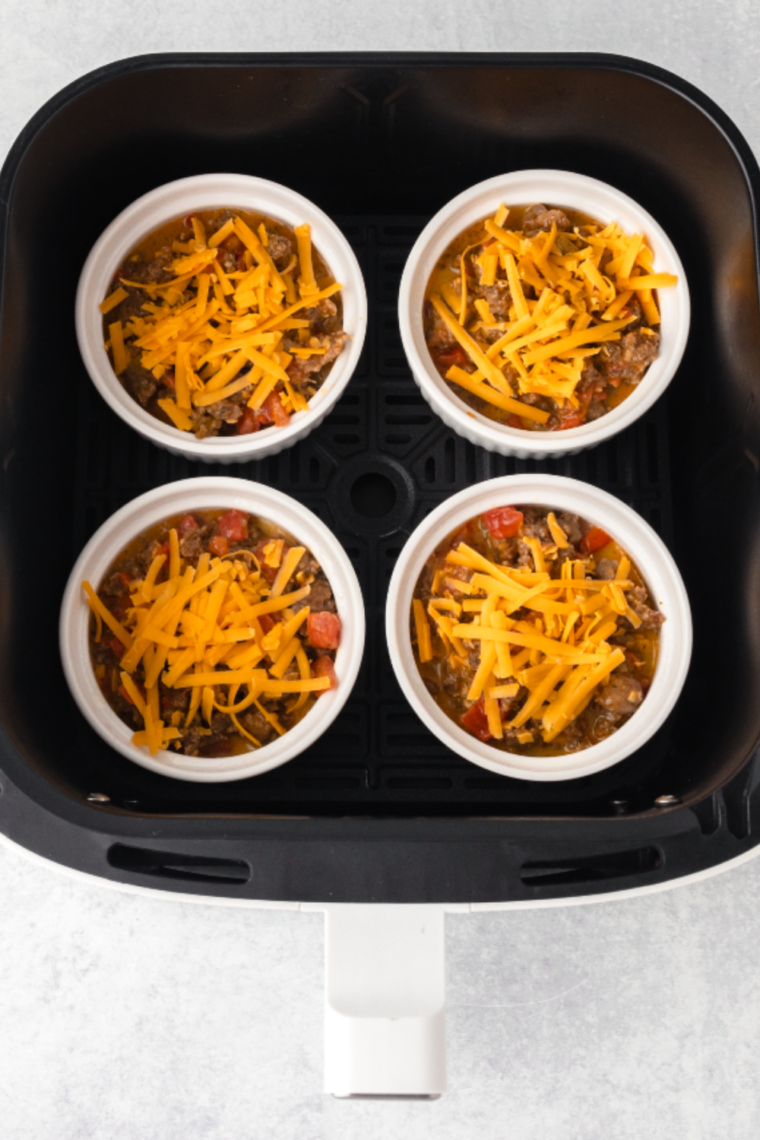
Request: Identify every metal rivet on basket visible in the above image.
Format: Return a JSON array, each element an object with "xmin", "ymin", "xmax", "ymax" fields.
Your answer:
[
  {"xmin": 610, "ymin": 798, "xmax": 629, "ymax": 813},
  {"xmin": 86, "ymin": 792, "xmax": 110, "ymax": 804},
  {"xmin": 654, "ymin": 794, "xmax": 680, "ymax": 807}
]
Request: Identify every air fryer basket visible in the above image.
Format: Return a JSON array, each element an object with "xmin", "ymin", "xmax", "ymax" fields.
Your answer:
[{"xmin": 1, "ymin": 52, "xmax": 759, "ymax": 904}]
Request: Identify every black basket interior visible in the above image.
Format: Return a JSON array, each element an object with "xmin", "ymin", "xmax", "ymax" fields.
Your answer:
[{"xmin": 1, "ymin": 55, "xmax": 759, "ymax": 832}]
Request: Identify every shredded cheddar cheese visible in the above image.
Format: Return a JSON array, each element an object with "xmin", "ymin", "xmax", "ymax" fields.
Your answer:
[
  {"xmin": 103, "ymin": 214, "xmax": 344, "ymax": 433},
  {"xmin": 99, "ymin": 287, "xmax": 129, "ymax": 314},
  {"xmin": 427, "ymin": 206, "xmax": 676, "ymax": 419},
  {"xmin": 416, "ymin": 529, "xmax": 655, "ymax": 745},
  {"xmin": 83, "ymin": 535, "xmax": 333, "ymax": 756}
]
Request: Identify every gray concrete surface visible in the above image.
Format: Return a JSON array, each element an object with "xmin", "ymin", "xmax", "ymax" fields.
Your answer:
[{"xmin": 2, "ymin": 2, "xmax": 760, "ymax": 1136}]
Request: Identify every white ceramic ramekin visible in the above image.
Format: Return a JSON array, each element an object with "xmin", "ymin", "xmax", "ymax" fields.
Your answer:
[
  {"xmin": 398, "ymin": 169, "xmax": 690, "ymax": 459},
  {"xmin": 386, "ymin": 474, "xmax": 691, "ymax": 782},
  {"xmin": 76, "ymin": 174, "xmax": 367, "ymax": 463},
  {"xmin": 60, "ymin": 477, "xmax": 365, "ymax": 783}
]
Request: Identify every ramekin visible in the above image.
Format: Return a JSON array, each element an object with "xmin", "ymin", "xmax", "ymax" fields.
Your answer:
[
  {"xmin": 60, "ymin": 477, "xmax": 365, "ymax": 783},
  {"xmin": 76, "ymin": 174, "xmax": 367, "ymax": 463},
  {"xmin": 386, "ymin": 474, "xmax": 691, "ymax": 782},
  {"xmin": 398, "ymin": 169, "xmax": 690, "ymax": 459}
]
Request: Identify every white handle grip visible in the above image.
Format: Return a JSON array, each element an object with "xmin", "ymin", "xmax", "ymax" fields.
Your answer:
[{"xmin": 322, "ymin": 905, "xmax": 446, "ymax": 1098}]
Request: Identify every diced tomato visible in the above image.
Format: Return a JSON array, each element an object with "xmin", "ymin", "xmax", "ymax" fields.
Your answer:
[
  {"xmin": 110, "ymin": 600, "xmax": 128, "ymax": 621},
  {"xmin": 236, "ymin": 400, "xmax": 289, "ymax": 436},
  {"xmin": 307, "ymin": 611, "xmax": 342, "ymax": 650},
  {"xmin": 482, "ymin": 506, "xmax": 524, "ymax": 539},
  {"xmin": 557, "ymin": 411, "xmax": 586, "ymax": 431},
  {"xmin": 236, "ymin": 251, "xmax": 247, "ymax": 272},
  {"xmin": 183, "ymin": 214, "xmax": 194, "ymax": 229},
  {"xmin": 579, "ymin": 527, "xmax": 612, "ymax": 554},
  {"xmin": 109, "ymin": 637, "xmax": 125, "ymax": 658},
  {"xmin": 313, "ymin": 655, "xmax": 338, "ymax": 694},
  {"xmin": 217, "ymin": 508, "xmax": 249, "ymax": 542},
  {"xmin": 154, "ymin": 540, "xmax": 170, "ymax": 560},
  {"xmin": 258, "ymin": 613, "xmax": 275, "ymax": 634},
  {"xmin": 507, "ymin": 414, "xmax": 524, "ymax": 429},
  {"xmin": 209, "ymin": 535, "xmax": 229, "ymax": 557},
  {"xmin": 554, "ymin": 385, "xmax": 591, "ymax": 431},
  {"xmin": 264, "ymin": 390, "xmax": 290, "ymax": 427},
  {"xmin": 222, "ymin": 233, "xmax": 242, "ymax": 253},
  {"xmin": 434, "ymin": 344, "xmax": 468, "ymax": 369},
  {"xmin": 177, "ymin": 514, "xmax": 199, "ymax": 536},
  {"xmin": 461, "ymin": 698, "xmax": 492, "ymax": 742},
  {"xmin": 236, "ymin": 407, "xmax": 260, "ymax": 435},
  {"xmin": 162, "ymin": 369, "xmax": 176, "ymax": 390},
  {"xmin": 115, "ymin": 572, "xmax": 132, "ymax": 591}
]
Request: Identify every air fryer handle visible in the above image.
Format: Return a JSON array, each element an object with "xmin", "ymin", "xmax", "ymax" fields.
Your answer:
[{"xmin": 316, "ymin": 904, "xmax": 446, "ymax": 1098}]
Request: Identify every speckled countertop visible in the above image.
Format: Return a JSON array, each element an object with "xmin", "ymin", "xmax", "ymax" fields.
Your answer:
[{"xmin": 2, "ymin": 4, "xmax": 760, "ymax": 1137}]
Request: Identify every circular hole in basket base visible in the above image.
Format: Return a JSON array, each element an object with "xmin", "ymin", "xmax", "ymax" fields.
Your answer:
[{"xmin": 350, "ymin": 472, "xmax": 398, "ymax": 518}]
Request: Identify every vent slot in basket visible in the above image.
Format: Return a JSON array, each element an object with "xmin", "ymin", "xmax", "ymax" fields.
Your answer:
[
  {"xmin": 108, "ymin": 844, "xmax": 251, "ymax": 885},
  {"xmin": 520, "ymin": 847, "xmax": 662, "ymax": 887}
]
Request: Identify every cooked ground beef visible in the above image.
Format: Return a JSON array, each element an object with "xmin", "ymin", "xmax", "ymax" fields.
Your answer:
[
  {"xmin": 556, "ymin": 512, "xmax": 582, "ymax": 546},
  {"xmin": 628, "ymin": 586, "xmax": 667, "ymax": 630},
  {"xmin": 190, "ymin": 410, "xmax": 223, "ymax": 439},
  {"xmin": 602, "ymin": 329, "xmax": 661, "ymax": 385},
  {"xmin": 522, "ymin": 203, "xmax": 572, "ymax": 236},
  {"xmin": 201, "ymin": 398, "xmax": 244, "ymax": 424},
  {"xmin": 178, "ymin": 528, "xmax": 205, "ymax": 560},
  {"xmin": 125, "ymin": 249, "xmax": 174, "ymax": 285},
  {"xmin": 122, "ymin": 362, "xmax": 157, "ymax": 408},
  {"xmin": 595, "ymin": 673, "xmax": 644, "ymax": 718},
  {"xmin": 521, "ymin": 508, "xmax": 551, "ymax": 542},
  {"xmin": 596, "ymin": 558, "xmax": 618, "ymax": 580},
  {"xmin": 292, "ymin": 577, "xmax": 335, "ymax": 614},
  {"xmin": 302, "ymin": 297, "xmax": 341, "ymax": 335},
  {"xmin": 424, "ymin": 301, "xmax": 457, "ymax": 350},
  {"xmin": 287, "ymin": 331, "xmax": 350, "ymax": 387},
  {"xmin": 267, "ymin": 233, "xmax": 292, "ymax": 267},
  {"xmin": 472, "ymin": 279, "xmax": 512, "ymax": 320},
  {"xmin": 240, "ymin": 708, "xmax": 277, "ymax": 745}
]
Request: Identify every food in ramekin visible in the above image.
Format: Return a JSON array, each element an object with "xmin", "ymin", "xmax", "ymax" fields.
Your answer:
[
  {"xmin": 411, "ymin": 503, "xmax": 663, "ymax": 754},
  {"xmin": 423, "ymin": 202, "xmax": 677, "ymax": 431},
  {"xmin": 99, "ymin": 209, "xmax": 348, "ymax": 439},
  {"xmin": 83, "ymin": 507, "xmax": 342, "ymax": 757}
]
